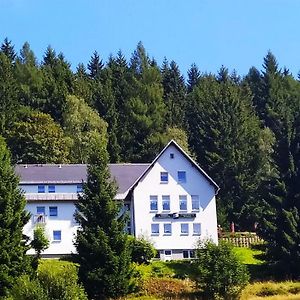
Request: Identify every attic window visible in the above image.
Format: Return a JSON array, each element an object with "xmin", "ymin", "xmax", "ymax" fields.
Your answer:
[{"xmin": 170, "ymin": 153, "xmax": 174, "ymax": 159}]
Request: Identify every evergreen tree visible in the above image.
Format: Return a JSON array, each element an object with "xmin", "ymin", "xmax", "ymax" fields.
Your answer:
[
  {"xmin": 187, "ymin": 63, "xmax": 200, "ymax": 93},
  {"xmin": 187, "ymin": 76, "xmax": 274, "ymax": 229},
  {"xmin": 75, "ymin": 141, "xmax": 132, "ymax": 299},
  {"xmin": 87, "ymin": 51, "xmax": 104, "ymax": 79},
  {"xmin": 0, "ymin": 37, "xmax": 16, "ymax": 62},
  {"xmin": 0, "ymin": 136, "xmax": 33, "ymax": 296},
  {"xmin": 162, "ymin": 60, "xmax": 186, "ymax": 127}
]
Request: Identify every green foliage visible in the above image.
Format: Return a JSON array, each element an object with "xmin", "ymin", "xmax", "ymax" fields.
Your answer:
[
  {"xmin": 75, "ymin": 141, "xmax": 133, "ymax": 299},
  {"xmin": 63, "ymin": 94, "xmax": 107, "ymax": 163},
  {"xmin": 194, "ymin": 240, "xmax": 249, "ymax": 300},
  {"xmin": 128, "ymin": 236, "xmax": 156, "ymax": 264},
  {"xmin": 31, "ymin": 225, "xmax": 49, "ymax": 264},
  {"xmin": 0, "ymin": 136, "xmax": 33, "ymax": 296},
  {"xmin": 7, "ymin": 110, "xmax": 71, "ymax": 163},
  {"xmin": 8, "ymin": 260, "xmax": 87, "ymax": 300}
]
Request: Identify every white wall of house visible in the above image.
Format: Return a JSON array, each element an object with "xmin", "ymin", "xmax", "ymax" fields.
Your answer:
[
  {"xmin": 20, "ymin": 184, "xmax": 80, "ymax": 194},
  {"xmin": 23, "ymin": 200, "xmax": 78, "ymax": 256},
  {"xmin": 133, "ymin": 144, "xmax": 218, "ymax": 259}
]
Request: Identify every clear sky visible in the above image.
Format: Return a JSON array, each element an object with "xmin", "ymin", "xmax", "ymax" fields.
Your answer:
[{"xmin": 1, "ymin": 0, "xmax": 300, "ymax": 78}]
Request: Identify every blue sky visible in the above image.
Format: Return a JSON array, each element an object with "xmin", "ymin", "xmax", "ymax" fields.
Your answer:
[{"xmin": 1, "ymin": 0, "xmax": 300, "ymax": 77}]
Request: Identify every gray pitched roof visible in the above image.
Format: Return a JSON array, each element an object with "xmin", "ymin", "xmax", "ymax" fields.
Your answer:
[{"xmin": 15, "ymin": 163, "xmax": 150, "ymax": 194}]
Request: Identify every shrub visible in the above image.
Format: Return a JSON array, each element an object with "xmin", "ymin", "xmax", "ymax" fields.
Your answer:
[
  {"xmin": 194, "ymin": 240, "xmax": 249, "ymax": 300},
  {"xmin": 129, "ymin": 236, "xmax": 157, "ymax": 264}
]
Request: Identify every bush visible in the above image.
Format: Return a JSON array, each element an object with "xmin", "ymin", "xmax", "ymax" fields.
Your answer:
[
  {"xmin": 7, "ymin": 260, "xmax": 87, "ymax": 300},
  {"xmin": 194, "ymin": 240, "xmax": 249, "ymax": 300},
  {"xmin": 129, "ymin": 236, "xmax": 157, "ymax": 264}
]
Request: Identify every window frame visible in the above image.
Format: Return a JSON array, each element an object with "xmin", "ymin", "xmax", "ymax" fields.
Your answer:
[
  {"xmin": 163, "ymin": 223, "xmax": 172, "ymax": 235},
  {"xmin": 162, "ymin": 195, "xmax": 170, "ymax": 211},
  {"xmin": 49, "ymin": 206, "xmax": 58, "ymax": 217},
  {"xmin": 191, "ymin": 195, "xmax": 200, "ymax": 211},
  {"xmin": 38, "ymin": 185, "xmax": 45, "ymax": 193},
  {"xmin": 151, "ymin": 223, "xmax": 159, "ymax": 235},
  {"xmin": 150, "ymin": 195, "xmax": 158, "ymax": 211},
  {"xmin": 48, "ymin": 185, "xmax": 55, "ymax": 193},
  {"xmin": 37, "ymin": 206, "xmax": 45, "ymax": 215},
  {"xmin": 177, "ymin": 171, "xmax": 186, "ymax": 183},
  {"xmin": 180, "ymin": 223, "xmax": 189, "ymax": 235},
  {"xmin": 160, "ymin": 172, "xmax": 168, "ymax": 183},
  {"xmin": 193, "ymin": 223, "xmax": 201, "ymax": 235},
  {"xmin": 53, "ymin": 230, "xmax": 61, "ymax": 241},
  {"xmin": 179, "ymin": 195, "xmax": 188, "ymax": 211}
]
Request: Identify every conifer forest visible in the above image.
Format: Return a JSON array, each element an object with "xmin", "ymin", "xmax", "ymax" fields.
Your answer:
[{"xmin": 1, "ymin": 38, "xmax": 300, "ymax": 277}]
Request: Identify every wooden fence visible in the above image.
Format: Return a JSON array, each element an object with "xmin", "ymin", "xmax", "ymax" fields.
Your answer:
[{"xmin": 219, "ymin": 234, "xmax": 263, "ymax": 247}]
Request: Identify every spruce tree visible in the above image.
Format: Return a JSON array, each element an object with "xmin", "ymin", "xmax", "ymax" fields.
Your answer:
[
  {"xmin": 0, "ymin": 136, "xmax": 33, "ymax": 296},
  {"xmin": 87, "ymin": 51, "xmax": 104, "ymax": 79},
  {"xmin": 187, "ymin": 63, "xmax": 200, "ymax": 93},
  {"xmin": 0, "ymin": 37, "xmax": 16, "ymax": 62},
  {"xmin": 75, "ymin": 141, "xmax": 132, "ymax": 299}
]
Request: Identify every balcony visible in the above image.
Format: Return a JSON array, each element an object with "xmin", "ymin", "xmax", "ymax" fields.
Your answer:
[
  {"xmin": 25, "ymin": 193, "xmax": 79, "ymax": 201},
  {"xmin": 34, "ymin": 214, "xmax": 47, "ymax": 224}
]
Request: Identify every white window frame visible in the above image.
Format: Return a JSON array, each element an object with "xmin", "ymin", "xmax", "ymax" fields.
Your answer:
[
  {"xmin": 49, "ymin": 206, "xmax": 58, "ymax": 217},
  {"xmin": 163, "ymin": 223, "xmax": 172, "ymax": 235},
  {"xmin": 181, "ymin": 223, "xmax": 189, "ymax": 235},
  {"xmin": 193, "ymin": 223, "xmax": 201, "ymax": 235},
  {"xmin": 160, "ymin": 172, "xmax": 168, "ymax": 183},
  {"xmin": 53, "ymin": 230, "xmax": 61, "ymax": 242},
  {"xmin": 38, "ymin": 185, "xmax": 45, "ymax": 193},
  {"xmin": 162, "ymin": 195, "xmax": 170, "ymax": 211},
  {"xmin": 150, "ymin": 195, "xmax": 158, "ymax": 211},
  {"xmin": 179, "ymin": 195, "xmax": 188, "ymax": 211},
  {"xmin": 192, "ymin": 195, "xmax": 200, "ymax": 211},
  {"xmin": 48, "ymin": 185, "xmax": 55, "ymax": 193},
  {"xmin": 151, "ymin": 223, "xmax": 159, "ymax": 235}
]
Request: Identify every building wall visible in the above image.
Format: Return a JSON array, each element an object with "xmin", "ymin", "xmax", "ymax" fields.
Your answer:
[
  {"xmin": 133, "ymin": 144, "xmax": 218, "ymax": 258},
  {"xmin": 23, "ymin": 200, "xmax": 78, "ymax": 256},
  {"xmin": 20, "ymin": 184, "xmax": 80, "ymax": 194}
]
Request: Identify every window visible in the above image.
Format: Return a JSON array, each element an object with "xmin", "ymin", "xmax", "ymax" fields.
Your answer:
[
  {"xmin": 77, "ymin": 184, "xmax": 83, "ymax": 193},
  {"xmin": 192, "ymin": 195, "xmax": 200, "ymax": 210},
  {"xmin": 38, "ymin": 185, "xmax": 45, "ymax": 193},
  {"xmin": 183, "ymin": 250, "xmax": 189, "ymax": 258},
  {"xmin": 170, "ymin": 153, "xmax": 174, "ymax": 159},
  {"xmin": 151, "ymin": 223, "xmax": 159, "ymax": 235},
  {"xmin": 37, "ymin": 206, "xmax": 45, "ymax": 215},
  {"xmin": 193, "ymin": 223, "xmax": 201, "ymax": 235},
  {"xmin": 181, "ymin": 223, "xmax": 189, "ymax": 235},
  {"xmin": 53, "ymin": 230, "xmax": 61, "ymax": 241},
  {"xmin": 179, "ymin": 195, "xmax": 187, "ymax": 210},
  {"xmin": 48, "ymin": 185, "xmax": 55, "ymax": 193},
  {"xmin": 178, "ymin": 171, "xmax": 186, "ymax": 183},
  {"xmin": 164, "ymin": 223, "xmax": 172, "ymax": 235},
  {"xmin": 160, "ymin": 172, "xmax": 168, "ymax": 183},
  {"xmin": 150, "ymin": 195, "xmax": 158, "ymax": 211},
  {"xmin": 162, "ymin": 195, "xmax": 170, "ymax": 211},
  {"xmin": 164, "ymin": 250, "xmax": 172, "ymax": 256},
  {"xmin": 49, "ymin": 206, "xmax": 58, "ymax": 217},
  {"xmin": 190, "ymin": 250, "xmax": 195, "ymax": 258}
]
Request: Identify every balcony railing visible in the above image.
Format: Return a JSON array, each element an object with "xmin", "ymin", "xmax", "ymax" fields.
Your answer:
[
  {"xmin": 25, "ymin": 193, "xmax": 79, "ymax": 201},
  {"xmin": 34, "ymin": 214, "xmax": 46, "ymax": 224}
]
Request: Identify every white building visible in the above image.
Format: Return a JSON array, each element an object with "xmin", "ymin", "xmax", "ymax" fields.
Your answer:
[{"xmin": 16, "ymin": 140, "xmax": 219, "ymax": 260}]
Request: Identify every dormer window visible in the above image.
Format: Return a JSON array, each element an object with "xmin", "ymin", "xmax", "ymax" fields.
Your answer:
[
  {"xmin": 160, "ymin": 172, "xmax": 168, "ymax": 183},
  {"xmin": 77, "ymin": 184, "xmax": 83, "ymax": 193},
  {"xmin": 48, "ymin": 185, "xmax": 55, "ymax": 193}
]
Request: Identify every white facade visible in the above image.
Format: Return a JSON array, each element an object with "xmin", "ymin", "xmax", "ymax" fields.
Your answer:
[
  {"xmin": 132, "ymin": 144, "xmax": 218, "ymax": 260},
  {"xmin": 19, "ymin": 140, "xmax": 219, "ymax": 260}
]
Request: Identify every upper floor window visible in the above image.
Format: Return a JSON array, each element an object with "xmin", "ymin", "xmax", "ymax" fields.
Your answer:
[
  {"xmin": 151, "ymin": 223, "xmax": 159, "ymax": 235},
  {"xmin": 150, "ymin": 195, "xmax": 158, "ymax": 211},
  {"xmin": 164, "ymin": 223, "xmax": 172, "ymax": 235},
  {"xmin": 77, "ymin": 184, "xmax": 83, "ymax": 193},
  {"xmin": 181, "ymin": 223, "xmax": 189, "ymax": 235},
  {"xmin": 49, "ymin": 206, "xmax": 58, "ymax": 217},
  {"xmin": 162, "ymin": 195, "xmax": 170, "ymax": 211},
  {"xmin": 178, "ymin": 171, "xmax": 186, "ymax": 183},
  {"xmin": 53, "ymin": 230, "xmax": 61, "ymax": 241},
  {"xmin": 160, "ymin": 172, "xmax": 168, "ymax": 183},
  {"xmin": 179, "ymin": 195, "xmax": 187, "ymax": 211},
  {"xmin": 48, "ymin": 185, "xmax": 55, "ymax": 193},
  {"xmin": 37, "ymin": 206, "xmax": 45, "ymax": 215},
  {"xmin": 38, "ymin": 185, "xmax": 45, "ymax": 193},
  {"xmin": 192, "ymin": 195, "xmax": 200, "ymax": 210},
  {"xmin": 193, "ymin": 223, "xmax": 201, "ymax": 235}
]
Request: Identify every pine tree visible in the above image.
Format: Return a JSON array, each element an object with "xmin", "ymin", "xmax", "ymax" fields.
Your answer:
[
  {"xmin": 75, "ymin": 141, "xmax": 132, "ymax": 299},
  {"xmin": 87, "ymin": 51, "xmax": 104, "ymax": 79},
  {"xmin": 0, "ymin": 136, "xmax": 33, "ymax": 296},
  {"xmin": 187, "ymin": 63, "xmax": 200, "ymax": 93},
  {"xmin": 0, "ymin": 37, "xmax": 16, "ymax": 62}
]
